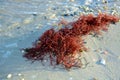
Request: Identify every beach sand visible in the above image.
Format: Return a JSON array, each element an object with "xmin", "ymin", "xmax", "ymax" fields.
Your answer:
[
  {"xmin": 0, "ymin": 23, "xmax": 120, "ymax": 80},
  {"xmin": 0, "ymin": 0, "xmax": 120, "ymax": 80}
]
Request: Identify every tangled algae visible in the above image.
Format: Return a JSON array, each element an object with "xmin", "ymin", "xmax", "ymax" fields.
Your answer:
[{"xmin": 23, "ymin": 13, "xmax": 119, "ymax": 69}]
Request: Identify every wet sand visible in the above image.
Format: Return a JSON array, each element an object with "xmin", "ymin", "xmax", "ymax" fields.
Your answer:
[{"xmin": 0, "ymin": 0, "xmax": 120, "ymax": 80}]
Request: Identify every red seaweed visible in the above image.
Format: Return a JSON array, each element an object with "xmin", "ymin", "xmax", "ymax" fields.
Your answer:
[
  {"xmin": 23, "ymin": 13, "xmax": 119, "ymax": 69},
  {"xmin": 71, "ymin": 13, "xmax": 119, "ymax": 35}
]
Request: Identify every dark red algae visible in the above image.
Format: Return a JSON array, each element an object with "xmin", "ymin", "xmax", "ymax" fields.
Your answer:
[{"xmin": 23, "ymin": 13, "xmax": 119, "ymax": 69}]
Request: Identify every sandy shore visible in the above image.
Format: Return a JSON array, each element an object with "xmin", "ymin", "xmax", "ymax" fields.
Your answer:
[
  {"xmin": 0, "ymin": 23, "xmax": 120, "ymax": 80},
  {"xmin": 0, "ymin": 0, "xmax": 120, "ymax": 80}
]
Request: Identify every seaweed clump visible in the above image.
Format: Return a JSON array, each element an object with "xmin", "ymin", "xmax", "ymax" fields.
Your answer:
[
  {"xmin": 24, "ymin": 28, "xmax": 86, "ymax": 69},
  {"xmin": 23, "ymin": 13, "xmax": 119, "ymax": 69},
  {"xmin": 71, "ymin": 13, "xmax": 119, "ymax": 35}
]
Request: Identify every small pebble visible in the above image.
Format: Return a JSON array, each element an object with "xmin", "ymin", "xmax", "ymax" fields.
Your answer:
[
  {"xmin": 62, "ymin": 13, "xmax": 69, "ymax": 17},
  {"xmin": 111, "ymin": 10, "xmax": 117, "ymax": 15},
  {"xmin": 32, "ymin": 14, "xmax": 37, "ymax": 16},
  {"xmin": 21, "ymin": 78, "xmax": 25, "ymax": 80},
  {"xmin": 99, "ymin": 59, "xmax": 106, "ymax": 65},
  {"xmin": 70, "ymin": 13, "xmax": 74, "ymax": 16},
  {"xmin": 35, "ymin": 26, "xmax": 40, "ymax": 29},
  {"xmin": 36, "ymin": 24, "xmax": 42, "ymax": 29},
  {"xmin": 102, "ymin": 0, "xmax": 106, "ymax": 3},
  {"xmin": 102, "ymin": 51, "xmax": 108, "ymax": 54},
  {"xmin": 18, "ymin": 73, "xmax": 22, "ymax": 76},
  {"xmin": 44, "ymin": 60, "xmax": 47, "ymax": 62},
  {"xmin": 104, "ymin": 1, "xmax": 107, "ymax": 3},
  {"xmin": 21, "ymin": 50, "xmax": 25, "ymax": 53},
  {"xmin": 85, "ymin": 0, "xmax": 93, "ymax": 5},
  {"xmin": 85, "ymin": 7, "xmax": 89, "ymax": 11},
  {"xmin": 103, "ymin": 6, "xmax": 108, "ymax": 10},
  {"xmin": 69, "ymin": 0, "xmax": 74, "ymax": 2},
  {"xmin": 23, "ymin": 18, "xmax": 33, "ymax": 24},
  {"xmin": 7, "ymin": 74, "xmax": 12, "ymax": 79},
  {"xmin": 93, "ymin": 59, "xmax": 96, "ymax": 62},
  {"xmin": 98, "ymin": 10, "xmax": 102, "ymax": 13},
  {"xmin": 49, "ymin": 14, "xmax": 56, "ymax": 19}
]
